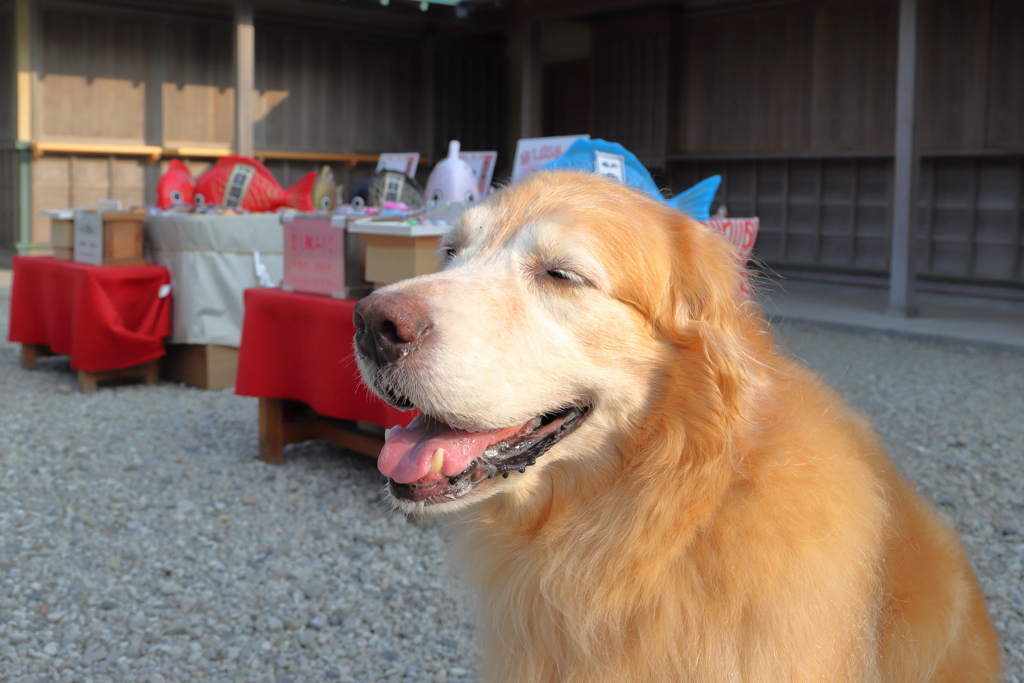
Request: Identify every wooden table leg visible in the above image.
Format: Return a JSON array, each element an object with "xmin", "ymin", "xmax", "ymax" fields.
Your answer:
[
  {"xmin": 258, "ymin": 397, "xmax": 385, "ymax": 464},
  {"xmin": 77, "ymin": 359, "xmax": 160, "ymax": 394},
  {"xmin": 20, "ymin": 343, "xmax": 54, "ymax": 370},
  {"xmin": 78, "ymin": 370, "xmax": 98, "ymax": 394},
  {"xmin": 259, "ymin": 398, "xmax": 286, "ymax": 464}
]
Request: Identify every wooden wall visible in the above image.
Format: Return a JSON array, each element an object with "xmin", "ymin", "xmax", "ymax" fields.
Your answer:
[
  {"xmin": 919, "ymin": 0, "xmax": 1024, "ymax": 151},
  {"xmin": 649, "ymin": 0, "xmax": 1024, "ymax": 289},
  {"xmin": 591, "ymin": 13, "xmax": 669, "ymax": 166},
  {"xmin": 1, "ymin": 4, "xmax": 17, "ymax": 248},
  {"xmin": 39, "ymin": 10, "xmax": 151, "ymax": 144},
  {"xmin": 163, "ymin": 20, "xmax": 234, "ymax": 149},
  {"xmin": 1, "ymin": 4, "xmax": 14, "ymax": 145},
  {"xmin": 255, "ymin": 22, "xmax": 424, "ymax": 155},
  {"xmin": 434, "ymin": 37, "xmax": 508, "ymax": 165},
  {"xmin": 673, "ymin": 0, "xmax": 898, "ymax": 154},
  {"xmin": 0, "ymin": 150, "xmax": 17, "ymax": 249}
]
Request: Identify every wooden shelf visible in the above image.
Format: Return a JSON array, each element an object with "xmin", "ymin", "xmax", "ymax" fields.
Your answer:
[
  {"xmin": 163, "ymin": 146, "xmax": 235, "ymax": 159},
  {"xmin": 29, "ymin": 142, "xmax": 426, "ymax": 169},
  {"xmin": 31, "ymin": 141, "xmax": 163, "ymax": 162}
]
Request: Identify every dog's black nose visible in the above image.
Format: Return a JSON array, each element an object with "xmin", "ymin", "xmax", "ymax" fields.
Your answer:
[{"xmin": 353, "ymin": 292, "xmax": 432, "ymax": 366}]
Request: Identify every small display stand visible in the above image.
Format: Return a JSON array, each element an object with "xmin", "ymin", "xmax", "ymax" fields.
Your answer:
[
  {"xmin": 344, "ymin": 215, "xmax": 447, "ymax": 288},
  {"xmin": 8, "ymin": 256, "xmax": 172, "ymax": 393},
  {"xmin": 235, "ymin": 289, "xmax": 415, "ymax": 463}
]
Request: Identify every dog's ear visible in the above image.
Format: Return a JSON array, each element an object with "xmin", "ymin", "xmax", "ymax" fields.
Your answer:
[{"xmin": 656, "ymin": 211, "xmax": 759, "ymax": 413}]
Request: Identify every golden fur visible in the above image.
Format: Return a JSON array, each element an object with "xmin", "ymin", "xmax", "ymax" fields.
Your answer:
[{"xmin": 367, "ymin": 172, "xmax": 1000, "ymax": 682}]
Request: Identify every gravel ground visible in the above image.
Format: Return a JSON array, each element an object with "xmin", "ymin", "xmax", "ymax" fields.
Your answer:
[{"xmin": 1, "ymin": 293, "xmax": 1022, "ymax": 683}]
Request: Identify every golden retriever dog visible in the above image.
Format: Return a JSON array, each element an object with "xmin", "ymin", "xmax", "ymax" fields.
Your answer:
[{"xmin": 352, "ymin": 171, "xmax": 1000, "ymax": 682}]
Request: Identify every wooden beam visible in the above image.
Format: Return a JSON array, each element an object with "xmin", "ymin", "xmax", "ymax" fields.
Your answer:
[
  {"xmin": 889, "ymin": 0, "xmax": 921, "ymax": 317},
  {"xmin": 15, "ymin": 0, "xmax": 33, "ymax": 255},
  {"xmin": 512, "ymin": 0, "xmax": 663, "ymax": 24},
  {"xmin": 234, "ymin": 0, "xmax": 255, "ymax": 157},
  {"xmin": 519, "ymin": 22, "xmax": 542, "ymax": 139},
  {"xmin": 15, "ymin": 0, "xmax": 32, "ymax": 142}
]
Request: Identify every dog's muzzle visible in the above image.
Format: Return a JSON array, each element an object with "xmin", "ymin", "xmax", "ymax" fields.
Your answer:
[{"xmin": 352, "ymin": 292, "xmax": 433, "ymax": 367}]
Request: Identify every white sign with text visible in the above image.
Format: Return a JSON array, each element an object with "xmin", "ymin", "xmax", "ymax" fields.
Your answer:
[
  {"xmin": 511, "ymin": 135, "xmax": 589, "ymax": 183},
  {"xmin": 376, "ymin": 153, "xmax": 421, "ymax": 177},
  {"xmin": 73, "ymin": 211, "xmax": 104, "ymax": 266},
  {"xmin": 594, "ymin": 151, "xmax": 626, "ymax": 183}
]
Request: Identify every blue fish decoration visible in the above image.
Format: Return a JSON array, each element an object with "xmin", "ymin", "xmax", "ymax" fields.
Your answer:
[
  {"xmin": 538, "ymin": 138, "xmax": 721, "ymax": 221},
  {"xmin": 666, "ymin": 175, "xmax": 721, "ymax": 222}
]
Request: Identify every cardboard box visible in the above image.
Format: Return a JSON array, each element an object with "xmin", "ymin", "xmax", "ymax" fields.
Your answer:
[{"xmin": 346, "ymin": 217, "xmax": 447, "ymax": 288}]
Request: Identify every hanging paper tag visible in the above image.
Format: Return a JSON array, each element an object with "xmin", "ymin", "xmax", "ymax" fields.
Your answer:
[
  {"xmin": 223, "ymin": 164, "xmax": 257, "ymax": 209},
  {"xmin": 594, "ymin": 151, "xmax": 626, "ymax": 183},
  {"xmin": 382, "ymin": 172, "xmax": 406, "ymax": 203}
]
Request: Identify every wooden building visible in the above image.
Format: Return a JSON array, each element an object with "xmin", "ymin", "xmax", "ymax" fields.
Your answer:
[{"xmin": 2, "ymin": 0, "xmax": 1022, "ymax": 307}]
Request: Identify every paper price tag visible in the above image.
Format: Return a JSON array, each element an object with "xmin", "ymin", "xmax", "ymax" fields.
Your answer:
[{"xmin": 594, "ymin": 151, "xmax": 626, "ymax": 183}]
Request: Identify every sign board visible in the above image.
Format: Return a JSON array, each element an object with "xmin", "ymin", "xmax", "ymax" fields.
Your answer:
[
  {"xmin": 594, "ymin": 151, "xmax": 626, "ymax": 183},
  {"xmin": 459, "ymin": 151, "xmax": 498, "ymax": 198},
  {"xmin": 282, "ymin": 216, "xmax": 346, "ymax": 297},
  {"xmin": 703, "ymin": 217, "xmax": 760, "ymax": 299},
  {"xmin": 511, "ymin": 135, "xmax": 589, "ymax": 183},
  {"xmin": 73, "ymin": 211, "xmax": 104, "ymax": 266},
  {"xmin": 376, "ymin": 153, "xmax": 421, "ymax": 177}
]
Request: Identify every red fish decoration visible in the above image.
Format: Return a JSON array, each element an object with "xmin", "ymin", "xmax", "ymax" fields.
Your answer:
[
  {"xmin": 155, "ymin": 160, "xmax": 195, "ymax": 210},
  {"xmin": 193, "ymin": 156, "xmax": 317, "ymax": 212}
]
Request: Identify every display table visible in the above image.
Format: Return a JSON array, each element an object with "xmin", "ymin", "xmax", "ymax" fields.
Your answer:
[
  {"xmin": 145, "ymin": 213, "xmax": 283, "ymax": 389},
  {"xmin": 8, "ymin": 256, "xmax": 172, "ymax": 392},
  {"xmin": 235, "ymin": 288, "xmax": 416, "ymax": 463}
]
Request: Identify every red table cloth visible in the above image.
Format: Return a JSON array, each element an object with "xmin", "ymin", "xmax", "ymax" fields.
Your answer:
[
  {"xmin": 8, "ymin": 256, "xmax": 172, "ymax": 372},
  {"xmin": 235, "ymin": 288, "xmax": 415, "ymax": 429}
]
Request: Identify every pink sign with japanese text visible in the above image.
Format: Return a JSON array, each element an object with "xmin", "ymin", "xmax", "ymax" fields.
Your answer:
[{"xmin": 283, "ymin": 217, "xmax": 346, "ymax": 297}]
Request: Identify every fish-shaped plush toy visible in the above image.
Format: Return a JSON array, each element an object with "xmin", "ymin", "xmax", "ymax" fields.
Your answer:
[
  {"xmin": 156, "ymin": 160, "xmax": 196, "ymax": 210},
  {"xmin": 539, "ymin": 139, "xmax": 722, "ymax": 221},
  {"xmin": 193, "ymin": 155, "xmax": 318, "ymax": 212},
  {"xmin": 311, "ymin": 165, "xmax": 337, "ymax": 211}
]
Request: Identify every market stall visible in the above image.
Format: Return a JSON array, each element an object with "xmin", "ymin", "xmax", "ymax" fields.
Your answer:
[{"xmin": 8, "ymin": 256, "xmax": 173, "ymax": 393}]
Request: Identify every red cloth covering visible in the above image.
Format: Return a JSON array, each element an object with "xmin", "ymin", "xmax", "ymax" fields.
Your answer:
[
  {"xmin": 235, "ymin": 288, "xmax": 415, "ymax": 429},
  {"xmin": 8, "ymin": 256, "xmax": 172, "ymax": 372}
]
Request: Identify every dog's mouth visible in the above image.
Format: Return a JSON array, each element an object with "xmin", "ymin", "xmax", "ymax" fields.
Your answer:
[{"xmin": 379, "ymin": 403, "xmax": 590, "ymax": 507}]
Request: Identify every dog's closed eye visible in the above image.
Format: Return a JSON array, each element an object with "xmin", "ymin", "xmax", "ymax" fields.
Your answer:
[{"xmin": 542, "ymin": 268, "xmax": 591, "ymax": 288}]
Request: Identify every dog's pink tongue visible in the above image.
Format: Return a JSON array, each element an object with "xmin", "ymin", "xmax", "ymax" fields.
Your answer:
[{"xmin": 379, "ymin": 414, "xmax": 518, "ymax": 484}]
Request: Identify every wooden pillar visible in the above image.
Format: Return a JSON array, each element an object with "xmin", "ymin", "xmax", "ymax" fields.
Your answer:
[
  {"xmin": 144, "ymin": 22, "xmax": 167, "ymax": 205},
  {"xmin": 14, "ymin": 0, "xmax": 33, "ymax": 254},
  {"xmin": 889, "ymin": 0, "xmax": 921, "ymax": 317},
  {"xmin": 234, "ymin": 0, "xmax": 255, "ymax": 157},
  {"xmin": 420, "ymin": 36, "xmax": 436, "ymax": 165},
  {"xmin": 519, "ymin": 22, "xmax": 541, "ymax": 139}
]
